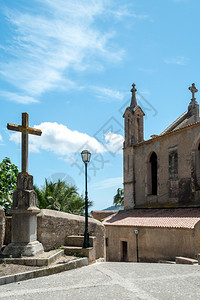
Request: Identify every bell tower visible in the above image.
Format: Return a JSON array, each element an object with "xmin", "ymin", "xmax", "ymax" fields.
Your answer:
[
  {"xmin": 123, "ymin": 83, "xmax": 145, "ymax": 147},
  {"xmin": 123, "ymin": 83, "xmax": 145, "ymax": 209}
]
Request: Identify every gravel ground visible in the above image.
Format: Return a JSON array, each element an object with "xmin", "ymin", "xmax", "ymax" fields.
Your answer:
[{"xmin": 0, "ymin": 255, "xmax": 76, "ymax": 277}]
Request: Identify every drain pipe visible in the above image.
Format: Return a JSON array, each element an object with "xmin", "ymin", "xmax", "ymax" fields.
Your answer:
[{"xmin": 134, "ymin": 228, "xmax": 139, "ymax": 262}]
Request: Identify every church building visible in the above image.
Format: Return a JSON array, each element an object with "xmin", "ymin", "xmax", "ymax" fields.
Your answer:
[{"xmin": 103, "ymin": 83, "xmax": 200, "ymax": 263}]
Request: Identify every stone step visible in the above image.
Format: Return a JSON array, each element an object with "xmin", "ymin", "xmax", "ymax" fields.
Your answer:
[
  {"xmin": 0, "ymin": 249, "xmax": 64, "ymax": 267},
  {"xmin": 159, "ymin": 260, "xmax": 176, "ymax": 264},
  {"xmin": 64, "ymin": 246, "xmax": 95, "ymax": 264},
  {"xmin": 175, "ymin": 256, "xmax": 198, "ymax": 265},
  {"xmin": 66, "ymin": 235, "xmax": 96, "ymax": 247}
]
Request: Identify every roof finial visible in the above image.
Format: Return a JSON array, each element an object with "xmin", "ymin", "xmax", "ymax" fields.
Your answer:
[
  {"xmin": 188, "ymin": 83, "xmax": 198, "ymax": 101},
  {"xmin": 130, "ymin": 83, "xmax": 137, "ymax": 107}
]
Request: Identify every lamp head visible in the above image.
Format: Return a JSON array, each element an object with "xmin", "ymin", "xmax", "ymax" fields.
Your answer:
[
  {"xmin": 134, "ymin": 228, "xmax": 139, "ymax": 235},
  {"xmin": 81, "ymin": 150, "xmax": 91, "ymax": 163}
]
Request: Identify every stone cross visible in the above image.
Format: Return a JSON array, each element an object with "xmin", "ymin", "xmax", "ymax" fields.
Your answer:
[
  {"xmin": 7, "ymin": 113, "xmax": 42, "ymax": 173},
  {"xmin": 130, "ymin": 83, "xmax": 137, "ymax": 107},
  {"xmin": 188, "ymin": 83, "xmax": 198, "ymax": 101}
]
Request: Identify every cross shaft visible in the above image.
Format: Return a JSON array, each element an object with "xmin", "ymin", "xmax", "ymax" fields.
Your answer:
[{"xmin": 7, "ymin": 113, "xmax": 42, "ymax": 173}]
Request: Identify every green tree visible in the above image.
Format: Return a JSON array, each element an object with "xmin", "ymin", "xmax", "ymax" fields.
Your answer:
[
  {"xmin": 113, "ymin": 188, "xmax": 124, "ymax": 207},
  {"xmin": 35, "ymin": 179, "xmax": 93, "ymax": 215},
  {"xmin": 0, "ymin": 157, "xmax": 18, "ymax": 213}
]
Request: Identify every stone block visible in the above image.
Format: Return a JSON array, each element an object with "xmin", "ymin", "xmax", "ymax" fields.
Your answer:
[
  {"xmin": 12, "ymin": 214, "xmax": 38, "ymax": 243},
  {"xmin": 17, "ymin": 172, "xmax": 33, "ymax": 190},
  {"xmin": 3, "ymin": 241, "xmax": 44, "ymax": 257},
  {"xmin": 64, "ymin": 246, "xmax": 96, "ymax": 264},
  {"xmin": 12, "ymin": 190, "xmax": 38, "ymax": 210}
]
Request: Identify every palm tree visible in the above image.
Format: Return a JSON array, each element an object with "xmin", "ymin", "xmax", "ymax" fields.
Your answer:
[
  {"xmin": 34, "ymin": 179, "xmax": 93, "ymax": 215},
  {"xmin": 113, "ymin": 188, "xmax": 124, "ymax": 207}
]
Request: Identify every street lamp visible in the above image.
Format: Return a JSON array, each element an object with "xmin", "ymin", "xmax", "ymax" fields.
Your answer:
[
  {"xmin": 134, "ymin": 228, "xmax": 139, "ymax": 262},
  {"xmin": 81, "ymin": 150, "xmax": 91, "ymax": 248}
]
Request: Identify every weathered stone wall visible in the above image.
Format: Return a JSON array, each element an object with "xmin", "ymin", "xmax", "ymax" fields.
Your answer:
[
  {"xmin": 5, "ymin": 210, "xmax": 105, "ymax": 258},
  {"xmin": 37, "ymin": 209, "xmax": 105, "ymax": 259},
  {"xmin": 105, "ymin": 224, "xmax": 199, "ymax": 262},
  {"xmin": 124, "ymin": 124, "xmax": 200, "ymax": 208},
  {"xmin": 0, "ymin": 207, "xmax": 5, "ymax": 251}
]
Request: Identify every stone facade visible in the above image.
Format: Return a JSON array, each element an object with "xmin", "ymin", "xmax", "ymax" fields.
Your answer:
[
  {"xmin": 123, "ymin": 83, "xmax": 200, "ymax": 209},
  {"xmin": 105, "ymin": 223, "xmax": 200, "ymax": 262}
]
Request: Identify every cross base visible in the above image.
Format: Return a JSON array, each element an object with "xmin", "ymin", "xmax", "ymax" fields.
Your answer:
[{"xmin": 3, "ymin": 241, "xmax": 44, "ymax": 257}]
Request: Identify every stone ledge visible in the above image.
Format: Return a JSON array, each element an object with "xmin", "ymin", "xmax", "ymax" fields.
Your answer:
[
  {"xmin": 176, "ymin": 256, "xmax": 198, "ymax": 265},
  {"xmin": 66, "ymin": 235, "xmax": 96, "ymax": 247},
  {"xmin": 0, "ymin": 257, "xmax": 88, "ymax": 285},
  {"xmin": 0, "ymin": 249, "xmax": 64, "ymax": 266},
  {"xmin": 159, "ymin": 260, "xmax": 176, "ymax": 264}
]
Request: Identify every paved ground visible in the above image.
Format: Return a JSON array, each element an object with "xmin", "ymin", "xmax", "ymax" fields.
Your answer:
[{"xmin": 0, "ymin": 262, "xmax": 200, "ymax": 299}]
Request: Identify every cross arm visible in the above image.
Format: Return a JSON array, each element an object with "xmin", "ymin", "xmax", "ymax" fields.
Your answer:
[
  {"xmin": 28, "ymin": 128, "xmax": 42, "ymax": 136},
  {"xmin": 7, "ymin": 123, "xmax": 42, "ymax": 136},
  {"xmin": 7, "ymin": 123, "xmax": 21, "ymax": 132}
]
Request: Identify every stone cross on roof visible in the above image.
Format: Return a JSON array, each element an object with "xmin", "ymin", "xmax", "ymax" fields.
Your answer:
[
  {"xmin": 7, "ymin": 113, "xmax": 42, "ymax": 173},
  {"xmin": 188, "ymin": 83, "xmax": 198, "ymax": 101},
  {"xmin": 130, "ymin": 83, "xmax": 137, "ymax": 108}
]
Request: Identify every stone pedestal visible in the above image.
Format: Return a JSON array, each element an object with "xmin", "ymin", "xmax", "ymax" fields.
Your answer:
[{"xmin": 3, "ymin": 172, "xmax": 43, "ymax": 257}]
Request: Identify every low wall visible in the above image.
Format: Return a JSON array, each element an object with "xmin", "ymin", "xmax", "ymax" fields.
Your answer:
[
  {"xmin": 0, "ymin": 207, "xmax": 5, "ymax": 251},
  {"xmin": 37, "ymin": 209, "xmax": 105, "ymax": 259},
  {"xmin": 105, "ymin": 225, "xmax": 199, "ymax": 262},
  {"xmin": 5, "ymin": 209, "xmax": 105, "ymax": 259}
]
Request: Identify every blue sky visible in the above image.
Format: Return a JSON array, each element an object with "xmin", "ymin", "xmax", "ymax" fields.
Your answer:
[{"xmin": 0, "ymin": 0, "xmax": 200, "ymax": 211}]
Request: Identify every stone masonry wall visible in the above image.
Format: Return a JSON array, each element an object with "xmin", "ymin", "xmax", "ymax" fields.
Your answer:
[
  {"xmin": 5, "ymin": 209, "xmax": 105, "ymax": 258},
  {"xmin": 37, "ymin": 209, "xmax": 105, "ymax": 259},
  {"xmin": 105, "ymin": 225, "xmax": 198, "ymax": 262}
]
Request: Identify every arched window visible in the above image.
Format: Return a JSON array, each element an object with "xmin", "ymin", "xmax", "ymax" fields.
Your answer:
[
  {"xmin": 196, "ymin": 143, "xmax": 200, "ymax": 187},
  {"xmin": 127, "ymin": 118, "xmax": 130, "ymax": 145},
  {"xmin": 137, "ymin": 117, "xmax": 140, "ymax": 143},
  {"xmin": 150, "ymin": 152, "xmax": 157, "ymax": 195}
]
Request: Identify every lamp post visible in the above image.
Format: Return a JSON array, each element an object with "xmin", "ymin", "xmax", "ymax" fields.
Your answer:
[
  {"xmin": 134, "ymin": 228, "xmax": 139, "ymax": 263},
  {"xmin": 81, "ymin": 150, "xmax": 91, "ymax": 248}
]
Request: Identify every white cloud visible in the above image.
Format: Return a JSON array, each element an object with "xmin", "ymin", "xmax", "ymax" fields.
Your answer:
[
  {"xmin": 0, "ymin": 134, "xmax": 3, "ymax": 142},
  {"xmin": 164, "ymin": 56, "xmax": 189, "ymax": 66},
  {"xmin": 8, "ymin": 122, "xmax": 123, "ymax": 156},
  {"xmin": 1, "ymin": 0, "xmax": 126, "ymax": 104},
  {"xmin": 104, "ymin": 132, "xmax": 124, "ymax": 153},
  {"xmin": 91, "ymin": 86, "xmax": 125, "ymax": 101},
  {"xmin": 0, "ymin": 91, "xmax": 39, "ymax": 104},
  {"xmin": 92, "ymin": 177, "xmax": 123, "ymax": 190}
]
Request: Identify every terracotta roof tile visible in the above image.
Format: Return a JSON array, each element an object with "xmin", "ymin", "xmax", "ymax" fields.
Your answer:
[{"xmin": 103, "ymin": 208, "xmax": 200, "ymax": 229}]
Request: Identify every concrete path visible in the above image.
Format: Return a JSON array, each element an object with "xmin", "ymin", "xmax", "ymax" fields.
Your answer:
[{"xmin": 0, "ymin": 262, "xmax": 200, "ymax": 299}]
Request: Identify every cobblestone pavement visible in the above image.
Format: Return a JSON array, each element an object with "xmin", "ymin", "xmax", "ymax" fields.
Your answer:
[{"xmin": 0, "ymin": 262, "xmax": 200, "ymax": 299}]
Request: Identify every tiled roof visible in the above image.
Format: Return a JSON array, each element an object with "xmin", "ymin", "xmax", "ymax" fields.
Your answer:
[{"xmin": 103, "ymin": 208, "xmax": 200, "ymax": 229}]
